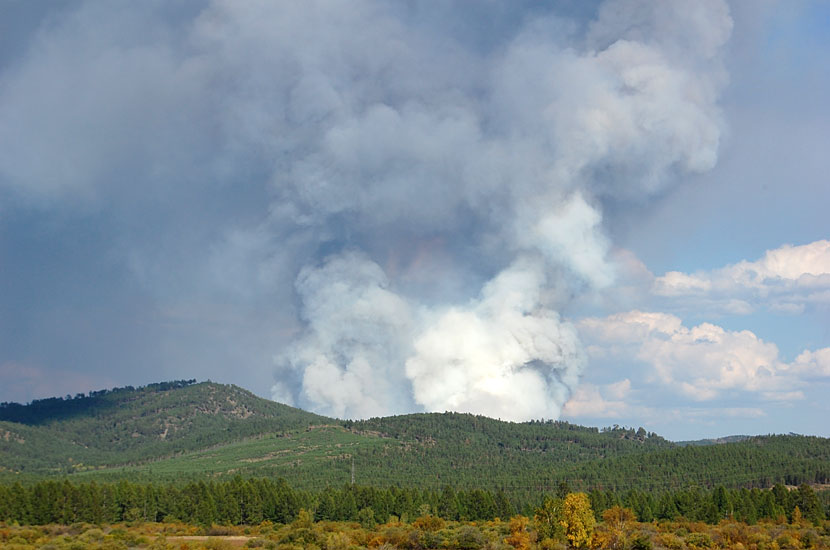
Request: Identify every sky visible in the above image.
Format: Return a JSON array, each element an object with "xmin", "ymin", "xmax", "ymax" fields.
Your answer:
[{"xmin": 0, "ymin": 0, "xmax": 828, "ymax": 441}]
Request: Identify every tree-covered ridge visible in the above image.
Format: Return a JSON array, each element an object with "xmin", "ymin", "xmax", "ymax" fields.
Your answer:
[
  {"xmin": 0, "ymin": 381, "xmax": 328, "ymax": 473},
  {"xmin": 35, "ymin": 426, "xmax": 827, "ymax": 502},
  {"xmin": 0, "ymin": 380, "xmax": 200, "ymax": 425},
  {"xmin": 553, "ymin": 434, "xmax": 830, "ymax": 492},
  {"xmin": 337, "ymin": 414, "xmax": 828, "ymax": 496},
  {"xmin": 0, "ymin": 381, "xmax": 828, "ymax": 497},
  {"xmin": 345, "ymin": 413, "xmax": 672, "ymax": 456}
]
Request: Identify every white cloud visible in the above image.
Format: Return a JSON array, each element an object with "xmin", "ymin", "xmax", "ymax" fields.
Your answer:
[
  {"xmin": 662, "ymin": 406, "xmax": 766, "ymax": 421},
  {"xmin": 653, "ymin": 240, "xmax": 830, "ymax": 312},
  {"xmin": 580, "ymin": 310, "xmax": 683, "ymax": 342},
  {"xmin": 642, "ymin": 321, "xmax": 781, "ymax": 400},
  {"xmin": 653, "ymin": 271, "xmax": 711, "ymax": 295},
  {"xmin": 580, "ymin": 310, "xmax": 829, "ymax": 402},
  {"xmin": 790, "ymin": 347, "xmax": 830, "ymax": 378},
  {"xmin": 562, "ymin": 379, "xmax": 633, "ymax": 418},
  {"xmin": 606, "ymin": 378, "xmax": 632, "ymax": 400}
]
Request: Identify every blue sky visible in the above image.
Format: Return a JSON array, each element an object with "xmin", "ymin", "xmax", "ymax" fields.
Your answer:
[{"xmin": 0, "ymin": 0, "xmax": 828, "ymax": 440}]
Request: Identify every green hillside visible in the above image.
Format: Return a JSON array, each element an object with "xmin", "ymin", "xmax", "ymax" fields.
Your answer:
[
  {"xmin": 1, "ymin": 381, "xmax": 828, "ymax": 499},
  {"xmin": 0, "ymin": 380, "xmax": 327, "ymax": 474}
]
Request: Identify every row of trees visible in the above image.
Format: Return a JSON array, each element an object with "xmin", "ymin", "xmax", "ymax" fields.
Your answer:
[{"xmin": 0, "ymin": 478, "xmax": 825, "ymax": 527}]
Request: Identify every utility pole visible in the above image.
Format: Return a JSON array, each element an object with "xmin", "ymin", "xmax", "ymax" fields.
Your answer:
[{"xmin": 351, "ymin": 456, "xmax": 355, "ymax": 485}]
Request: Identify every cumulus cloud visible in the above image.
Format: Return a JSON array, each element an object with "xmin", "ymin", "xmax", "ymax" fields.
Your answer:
[
  {"xmin": 580, "ymin": 310, "xmax": 830, "ymax": 402},
  {"xmin": 653, "ymin": 240, "xmax": 830, "ymax": 313},
  {"xmin": 790, "ymin": 348, "xmax": 830, "ymax": 378}
]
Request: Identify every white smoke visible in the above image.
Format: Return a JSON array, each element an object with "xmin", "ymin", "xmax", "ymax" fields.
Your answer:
[
  {"xmin": 265, "ymin": 0, "xmax": 733, "ymax": 420},
  {"xmin": 274, "ymin": 252, "xmax": 415, "ymax": 418},
  {"xmin": 406, "ymin": 257, "xmax": 584, "ymax": 421}
]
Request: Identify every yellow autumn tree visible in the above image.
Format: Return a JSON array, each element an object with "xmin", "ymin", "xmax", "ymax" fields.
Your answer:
[
  {"xmin": 791, "ymin": 505, "xmax": 803, "ymax": 526},
  {"xmin": 593, "ymin": 506, "xmax": 636, "ymax": 550},
  {"xmin": 504, "ymin": 515, "xmax": 532, "ymax": 550},
  {"xmin": 560, "ymin": 493, "xmax": 596, "ymax": 549}
]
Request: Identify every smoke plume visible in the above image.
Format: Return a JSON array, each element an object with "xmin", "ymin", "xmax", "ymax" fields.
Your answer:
[
  {"xmin": 267, "ymin": 0, "xmax": 732, "ymax": 419},
  {"xmin": 0, "ymin": 0, "xmax": 732, "ymax": 417}
]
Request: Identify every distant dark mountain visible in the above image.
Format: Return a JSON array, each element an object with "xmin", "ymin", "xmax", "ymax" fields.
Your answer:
[{"xmin": 1, "ymin": 381, "xmax": 828, "ymax": 498}]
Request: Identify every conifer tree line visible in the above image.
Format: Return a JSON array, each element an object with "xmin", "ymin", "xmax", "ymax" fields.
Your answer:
[
  {"xmin": 0, "ymin": 478, "xmax": 826, "ymax": 526},
  {"xmin": 0, "ymin": 380, "xmax": 198, "ymax": 424}
]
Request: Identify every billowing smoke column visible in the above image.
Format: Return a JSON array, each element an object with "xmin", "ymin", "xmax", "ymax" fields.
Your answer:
[
  {"xmin": 272, "ymin": 252, "xmax": 416, "ymax": 418},
  {"xmin": 264, "ymin": 0, "xmax": 732, "ymax": 420},
  {"xmin": 405, "ymin": 256, "xmax": 584, "ymax": 420}
]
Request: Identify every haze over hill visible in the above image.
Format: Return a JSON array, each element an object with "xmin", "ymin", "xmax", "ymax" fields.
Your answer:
[{"xmin": 1, "ymin": 381, "xmax": 827, "ymax": 498}]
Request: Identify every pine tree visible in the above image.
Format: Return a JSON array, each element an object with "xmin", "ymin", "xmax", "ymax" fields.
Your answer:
[
  {"xmin": 795, "ymin": 484, "xmax": 824, "ymax": 524},
  {"xmin": 438, "ymin": 486, "xmax": 459, "ymax": 520},
  {"xmin": 712, "ymin": 486, "xmax": 732, "ymax": 520}
]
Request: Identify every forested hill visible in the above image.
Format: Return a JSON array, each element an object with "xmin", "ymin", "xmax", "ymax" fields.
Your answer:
[
  {"xmin": 0, "ymin": 381, "xmax": 828, "ymax": 496},
  {"xmin": 0, "ymin": 380, "xmax": 328, "ymax": 473},
  {"xmin": 347, "ymin": 412, "xmax": 671, "ymax": 453}
]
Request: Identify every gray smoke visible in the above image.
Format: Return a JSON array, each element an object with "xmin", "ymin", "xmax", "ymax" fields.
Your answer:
[
  {"xmin": 0, "ymin": 0, "xmax": 732, "ymax": 417},
  {"xmin": 267, "ymin": 0, "xmax": 732, "ymax": 419}
]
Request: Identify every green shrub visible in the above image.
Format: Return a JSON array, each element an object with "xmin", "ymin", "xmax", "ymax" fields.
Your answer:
[
  {"xmin": 630, "ymin": 532, "xmax": 653, "ymax": 550},
  {"xmin": 685, "ymin": 532, "xmax": 713, "ymax": 549},
  {"xmin": 656, "ymin": 532, "xmax": 685, "ymax": 550},
  {"xmin": 800, "ymin": 530, "xmax": 820, "ymax": 549},
  {"xmin": 454, "ymin": 525, "xmax": 487, "ymax": 550},
  {"xmin": 79, "ymin": 527, "xmax": 105, "ymax": 542},
  {"xmin": 324, "ymin": 531, "xmax": 351, "ymax": 550},
  {"xmin": 775, "ymin": 533, "xmax": 801, "ymax": 549},
  {"xmin": 204, "ymin": 539, "xmax": 234, "ymax": 550}
]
